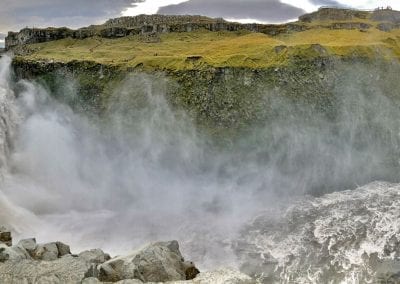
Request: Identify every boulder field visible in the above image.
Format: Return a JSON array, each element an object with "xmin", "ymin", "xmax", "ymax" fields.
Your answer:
[{"xmin": 0, "ymin": 228, "xmax": 254, "ymax": 284}]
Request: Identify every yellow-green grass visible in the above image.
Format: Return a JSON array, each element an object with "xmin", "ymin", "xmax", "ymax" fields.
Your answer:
[{"xmin": 20, "ymin": 26, "xmax": 400, "ymax": 70}]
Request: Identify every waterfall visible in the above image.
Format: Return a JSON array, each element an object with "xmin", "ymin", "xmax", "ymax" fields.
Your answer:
[{"xmin": 0, "ymin": 55, "xmax": 19, "ymax": 180}]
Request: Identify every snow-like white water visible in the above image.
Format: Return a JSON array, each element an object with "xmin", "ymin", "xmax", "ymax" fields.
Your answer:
[
  {"xmin": 1, "ymin": 55, "xmax": 400, "ymax": 282},
  {"xmin": 238, "ymin": 181, "xmax": 400, "ymax": 283}
]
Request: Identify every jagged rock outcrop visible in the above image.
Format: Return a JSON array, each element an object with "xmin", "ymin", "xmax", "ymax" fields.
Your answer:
[
  {"xmin": 0, "ymin": 255, "xmax": 93, "ymax": 283},
  {"xmin": 98, "ymin": 240, "xmax": 199, "ymax": 282},
  {"xmin": 371, "ymin": 9, "xmax": 400, "ymax": 22},
  {"xmin": 299, "ymin": 7, "xmax": 400, "ymax": 31},
  {"xmin": 0, "ymin": 238, "xmax": 210, "ymax": 284},
  {"xmin": 377, "ymin": 22, "xmax": 400, "ymax": 31},
  {"xmin": 299, "ymin": 7, "xmax": 370, "ymax": 22},
  {"xmin": 79, "ymin": 249, "xmax": 111, "ymax": 264},
  {"xmin": 6, "ymin": 27, "xmax": 74, "ymax": 50},
  {"xmin": 327, "ymin": 22, "xmax": 371, "ymax": 30},
  {"xmin": 5, "ymin": 14, "xmax": 307, "ymax": 50},
  {"xmin": 0, "ymin": 238, "xmax": 71, "ymax": 262},
  {"xmin": 0, "ymin": 237, "xmax": 98, "ymax": 282}
]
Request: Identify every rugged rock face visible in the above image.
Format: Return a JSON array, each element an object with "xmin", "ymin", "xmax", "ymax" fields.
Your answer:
[
  {"xmin": 4, "ymin": 15, "xmax": 307, "ymax": 50},
  {"xmin": 98, "ymin": 241, "xmax": 199, "ymax": 282},
  {"xmin": 0, "ymin": 238, "xmax": 71, "ymax": 262},
  {"xmin": 372, "ymin": 9, "xmax": 400, "ymax": 22},
  {"xmin": 10, "ymin": 8, "xmax": 400, "ymax": 51},
  {"xmin": 79, "ymin": 249, "xmax": 111, "ymax": 264},
  {"xmin": 299, "ymin": 7, "xmax": 370, "ymax": 22},
  {"xmin": 6, "ymin": 27, "xmax": 74, "ymax": 50},
  {"xmin": 299, "ymin": 7, "xmax": 400, "ymax": 32},
  {"xmin": 0, "ymin": 255, "xmax": 92, "ymax": 283}
]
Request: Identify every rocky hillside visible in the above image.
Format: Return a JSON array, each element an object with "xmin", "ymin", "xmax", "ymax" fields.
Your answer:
[{"xmin": 6, "ymin": 8, "xmax": 400, "ymax": 69}]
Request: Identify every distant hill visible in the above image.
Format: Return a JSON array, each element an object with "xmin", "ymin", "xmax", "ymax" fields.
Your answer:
[{"xmin": 7, "ymin": 7, "xmax": 400, "ymax": 70}]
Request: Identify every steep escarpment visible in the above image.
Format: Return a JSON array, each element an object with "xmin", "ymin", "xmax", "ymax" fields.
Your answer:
[{"xmin": 7, "ymin": 8, "xmax": 400, "ymax": 195}]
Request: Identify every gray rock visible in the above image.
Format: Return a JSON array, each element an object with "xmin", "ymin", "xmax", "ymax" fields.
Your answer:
[
  {"xmin": 34, "ymin": 242, "xmax": 59, "ymax": 261},
  {"xmin": 79, "ymin": 249, "xmax": 111, "ymax": 264},
  {"xmin": 0, "ymin": 243, "xmax": 31, "ymax": 262},
  {"xmin": 0, "ymin": 255, "xmax": 91, "ymax": 283},
  {"xmin": 98, "ymin": 240, "xmax": 198, "ymax": 283},
  {"xmin": 17, "ymin": 238, "xmax": 37, "ymax": 254},
  {"xmin": 0, "ymin": 227, "xmax": 12, "ymax": 247},
  {"xmin": 18, "ymin": 239, "xmax": 70, "ymax": 260},
  {"xmin": 55, "ymin": 241, "xmax": 71, "ymax": 257}
]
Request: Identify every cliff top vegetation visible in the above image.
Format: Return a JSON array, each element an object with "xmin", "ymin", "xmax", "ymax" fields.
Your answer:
[{"xmin": 10, "ymin": 8, "xmax": 400, "ymax": 70}]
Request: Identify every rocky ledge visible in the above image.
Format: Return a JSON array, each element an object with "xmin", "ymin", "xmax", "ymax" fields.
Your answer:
[{"xmin": 0, "ymin": 231, "xmax": 254, "ymax": 284}]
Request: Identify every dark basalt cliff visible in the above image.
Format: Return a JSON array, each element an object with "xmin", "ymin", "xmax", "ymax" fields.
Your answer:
[
  {"xmin": 6, "ymin": 8, "xmax": 400, "ymax": 50},
  {"xmin": 7, "ymin": 8, "xmax": 400, "ymax": 135},
  {"xmin": 5, "ymin": 15, "xmax": 306, "ymax": 50}
]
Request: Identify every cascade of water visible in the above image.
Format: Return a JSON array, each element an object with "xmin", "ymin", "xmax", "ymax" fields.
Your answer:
[{"xmin": 0, "ymin": 55, "xmax": 19, "ymax": 180}]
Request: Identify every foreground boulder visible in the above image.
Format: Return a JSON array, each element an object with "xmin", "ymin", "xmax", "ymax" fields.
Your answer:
[
  {"xmin": 98, "ymin": 240, "xmax": 199, "ymax": 282},
  {"xmin": 79, "ymin": 248, "xmax": 111, "ymax": 264},
  {"xmin": 0, "ymin": 255, "xmax": 92, "ymax": 283},
  {"xmin": 0, "ymin": 237, "xmax": 205, "ymax": 283},
  {"xmin": 0, "ymin": 243, "xmax": 30, "ymax": 262},
  {"xmin": 0, "ymin": 238, "xmax": 51, "ymax": 263},
  {"xmin": 0, "ymin": 237, "xmax": 94, "ymax": 283}
]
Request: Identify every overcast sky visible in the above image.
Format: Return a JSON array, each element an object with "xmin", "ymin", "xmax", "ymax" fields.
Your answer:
[{"xmin": 1, "ymin": 0, "xmax": 400, "ymax": 47}]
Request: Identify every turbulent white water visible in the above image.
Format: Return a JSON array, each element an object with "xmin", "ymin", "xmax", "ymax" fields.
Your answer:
[
  {"xmin": 237, "ymin": 181, "xmax": 400, "ymax": 283},
  {"xmin": 1, "ymin": 54, "xmax": 400, "ymax": 282}
]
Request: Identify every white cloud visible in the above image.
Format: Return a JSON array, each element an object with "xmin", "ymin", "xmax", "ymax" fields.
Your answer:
[
  {"xmin": 335, "ymin": 0, "xmax": 400, "ymax": 10},
  {"xmin": 282, "ymin": 0, "xmax": 400, "ymax": 11},
  {"xmin": 123, "ymin": 0, "xmax": 188, "ymax": 16},
  {"xmin": 124, "ymin": 0, "xmax": 400, "ymax": 20},
  {"xmin": 280, "ymin": 0, "xmax": 319, "ymax": 13}
]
